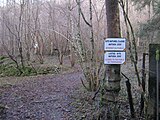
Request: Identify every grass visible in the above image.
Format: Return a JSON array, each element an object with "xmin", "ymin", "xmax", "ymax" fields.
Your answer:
[
  {"xmin": 0, "ymin": 64, "xmax": 66, "ymax": 77},
  {"xmin": 0, "ymin": 55, "xmax": 74, "ymax": 89},
  {"xmin": 0, "ymin": 55, "xmax": 73, "ymax": 77}
]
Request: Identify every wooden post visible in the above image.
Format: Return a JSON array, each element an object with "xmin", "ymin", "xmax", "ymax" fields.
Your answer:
[
  {"xmin": 121, "ymin": 72, "xmax": 135, "ymax": 118},
  {"xmin": 148, "ymin": 44, "xmax": 160, "ymax": 119},
  {"xmin": 140, "ymin": 53, "xmax": 148, "ymax": 115},
  {"xmin": 156, "ymin": 49, "xmax": 159, "ymax": 120}
]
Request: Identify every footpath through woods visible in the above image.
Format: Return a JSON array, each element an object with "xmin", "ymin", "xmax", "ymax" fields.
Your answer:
[
  {"xmin": 0, "ymin": 71, "xmax": 82, "ymax": 120},
  {"xmin": 0, "ymin": 60, "xmax": 148, "ymax": 119}
]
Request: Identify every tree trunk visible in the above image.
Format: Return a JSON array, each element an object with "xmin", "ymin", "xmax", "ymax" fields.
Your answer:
[
  {"xmin": 89, "ymin": 0, "xmax": 94, "ymax": 61},
  {"xmin": 102, "ymin": 0, "xmax": 121, "ymax": 119},
  {"xmin": 76, "ymin": 0, "xmax": 85, "ymax": 62}
]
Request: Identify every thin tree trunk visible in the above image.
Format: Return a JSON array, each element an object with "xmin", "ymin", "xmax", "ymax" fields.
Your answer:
[
  {"xmin": 76, "ymin": 0, "xmax": 85, "ymax": 62},
  {"xmin": 89, "ymin": 0, "xmax": 94, "ymax": 61}
]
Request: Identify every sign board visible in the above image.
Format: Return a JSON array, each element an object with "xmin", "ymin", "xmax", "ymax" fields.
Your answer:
[
  {"xmin": 104, "ymin": 38, "xmax": 126, "ymax": 51},
  {"xmin": 104, "ymin": 52, "xmax": 126, "ymax": 64}
]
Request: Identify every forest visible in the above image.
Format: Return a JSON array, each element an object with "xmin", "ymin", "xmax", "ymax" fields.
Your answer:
[{"xmin": 0, "ymin": 0, "xmax": 160, "ymax": 119}]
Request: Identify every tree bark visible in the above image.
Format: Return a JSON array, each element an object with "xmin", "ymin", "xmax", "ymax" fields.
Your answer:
[{"xmin": 103, "ymin": 0, "xmax": 121, "ymax": 119}]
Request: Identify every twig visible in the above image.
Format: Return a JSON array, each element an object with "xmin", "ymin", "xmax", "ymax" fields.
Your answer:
[
  {"xmin": 92, "ymin": 85, "xmax": 101, "ymax": 100},
  {"xmin": 80, "ymin": 77, "xmax": 90, "ymax": 91}
]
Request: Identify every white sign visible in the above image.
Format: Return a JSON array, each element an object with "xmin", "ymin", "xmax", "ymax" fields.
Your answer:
[
  {"xmin": 104, "ymin": 52, "xmax": 126, "ymax": 64},
  {"xmin": 104, "ymin": 38, "xmax": 126, "ymax": 51}
]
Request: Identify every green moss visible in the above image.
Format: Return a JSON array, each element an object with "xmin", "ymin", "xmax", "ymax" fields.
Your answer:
[
  {"xmin": 0, "ymin": 56, "xmax": 8, "ymax": 61},
  {"xmin": 0, "ymin": 65, "xmax": 19, "ymax": 77},
  {"xmin": 21, "ymin": 66, "xmax": 37, "ymax": 76},
  {"xmin": 0, "ymin": 57, "xmax": 66, "ymax": 77}
]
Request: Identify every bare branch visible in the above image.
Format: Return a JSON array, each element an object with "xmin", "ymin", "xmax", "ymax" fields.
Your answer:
[{"xmin": 75, "ymin": 0, "xmax": 91, "ymax": 27}]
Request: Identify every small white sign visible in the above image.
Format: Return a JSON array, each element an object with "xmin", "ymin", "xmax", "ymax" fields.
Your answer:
[
  {"xmin": 104, "ymin": 38, "xmax": 126, "ymax": 51},
  {"xmin": 104, "ymin": 52, "xmax": 126, "ymax": 64}
]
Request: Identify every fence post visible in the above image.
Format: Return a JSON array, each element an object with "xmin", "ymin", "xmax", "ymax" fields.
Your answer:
[
  {"xmin": 149, "ymin": 44, "xmax": 160, "ymax": 119},
  {"xmin": 140, "ymin": 53, "xmax": 148, "ymax": 116},
  {"xmin": 156, "ymin": 49, "xmax": 159, "ymax": 120}
]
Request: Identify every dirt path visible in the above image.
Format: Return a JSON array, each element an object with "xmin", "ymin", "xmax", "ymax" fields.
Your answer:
[
  {"xmin": 0, "ymin": 60, "xmax": 147, "ymax": 120},
  {"xmin": 0, "ymin": 71, "xmax": 83, "ymax": 120}
]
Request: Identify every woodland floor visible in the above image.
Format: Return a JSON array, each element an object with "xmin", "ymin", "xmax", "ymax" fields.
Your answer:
[
  {"xmin": 0, "ymin": 56, "xmax": 148, "ymax": 120},
  {"xmin": 0, "ymin": 69, "xmax": 83, "ymax": 120}
]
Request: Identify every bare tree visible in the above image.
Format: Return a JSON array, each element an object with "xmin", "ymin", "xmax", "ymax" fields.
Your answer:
[{"xmin": 1, "ymin": 0, "xmax": 26, "ymax": 69}]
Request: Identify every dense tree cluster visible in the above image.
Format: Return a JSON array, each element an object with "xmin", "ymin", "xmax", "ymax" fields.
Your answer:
[
  {"xmin": 0, "ymin": 0, "xmax": 106, "ymax": 64},
  {"xmin": 132, "ymin": 0, "xmax": 160, "ymax": 43}
]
